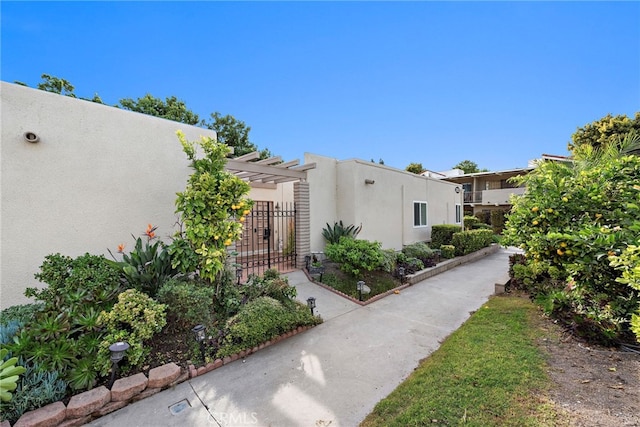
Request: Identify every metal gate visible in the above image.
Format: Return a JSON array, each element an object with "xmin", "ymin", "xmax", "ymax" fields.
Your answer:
[{"xmin": 235, "ymin": 201, "xmax": 296, "ymax": 280}]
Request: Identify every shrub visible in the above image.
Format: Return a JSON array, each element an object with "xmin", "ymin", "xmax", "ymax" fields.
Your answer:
[
  {"xmin": 217, "ymin": 297, "xmax": 320, "ymax": 358},
  {"xmin": 241, "ymin": 270, "xmax": 297, "ymax": 306},
  {"xmin": 0, "ymin": 360, "xmax": 66, "ymax": 424},
  {"xmin": 402, "ymin": 242, "xmax": 435, "ymax": 260},
  {"xmin": 395, "ymin": 252, "xmax": 424, "ymax": 274},
  {"xmin": 325, "ymin": 238, "xmax": 384, "ymax": 278},
  {"xmin": 430, "ymin": 225, "xmax": 462, "ymax": 248},
  {"xmin": 157, "ymin": 278, "xmax": 216, "ymax": 329},
  {"xmin": 503, "ymin": 146, "xmax": 640, "ymax": 344},
  {"xmin": 5, "ymin": 253, "xmax": 122, "ymax": 391},
  {"xmin": 463, "ymin": 215, "xmax": 480, "ymax": 230},
  {"xmin": 110, "ymin": 225, "xmax": 178, "ymax": 297},
  {"xmin": 321, "ymin": 221, "xmax": 362, "ymax": 244},
  {"xmin": 440, "ymin": 245, "xmax": 455, "ymax": 259},
  {"xmin": 379, "ymin": 249, "xmax": 398, "ymax": 273},
  {"xmin": 96, "ymin": 289, "xmax": 167, "ymax": 376},
  {"xmin": 451, "ymin": 229, "xmax": 494, "ymax": 256},
  {"xmin": 490, "ymin": 209, "xmax": 507, "ymax": 234}
]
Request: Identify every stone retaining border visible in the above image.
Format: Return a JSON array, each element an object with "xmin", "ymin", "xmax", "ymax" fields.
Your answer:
[{"xmin": 5, "ymin": 325, "xmax": 315, "ymax": 427}]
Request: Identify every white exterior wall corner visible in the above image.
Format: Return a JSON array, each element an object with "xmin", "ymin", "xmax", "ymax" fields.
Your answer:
[
  {"xmin": 304, "ymin": 153, "xmax": 339, "ymax": 253},
  {"xmin": 1, "ymin": 82, "xmax": 217, "ymax": 309}
]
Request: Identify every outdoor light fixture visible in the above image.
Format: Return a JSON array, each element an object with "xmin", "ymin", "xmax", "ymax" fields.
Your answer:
[
  {"xmin": 192, "ymin": 324, "xmax": 206, "ymax": 361},
  {"xmin": 356, "ymin": 280, "xmax": 372, "ymax": 302},
  {"xmin": 455, "ymin": 187, "xmax": 461, "ymax": 193},
  {"xmin": 398, "ymin": 267, "xmax": 405, "ymax": 283},
  {"xmin": 108, "ymin": 341, "xmax": 130, "ymax": 388},
  {"xmin": 364, "ymin": 179, "xmax": 375, "ymax": 185},
  {"xmin": 307, "ymin": 297, "xmax": 316, "ymax": 316},
  {"xmin": 23, "ymin": 131, "xmax": 40, "ymax": 143},
  {"xmin": 236, "ymin": 267, "xmax": 243, "ymax": 285}
]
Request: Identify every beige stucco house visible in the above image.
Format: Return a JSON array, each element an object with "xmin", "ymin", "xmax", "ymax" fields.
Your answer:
[
  {"xmin": 306, "ymin": 154, "xmax": 463, "ymax": 253},
  {"xmin": 1, "ymin": 81, "xmax": 463, "ymax": 309}
]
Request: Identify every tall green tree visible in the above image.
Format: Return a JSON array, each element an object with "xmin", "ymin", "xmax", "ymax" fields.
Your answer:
[
  {"xmin": 37, "ymin": 74, "xmax": 76, "ymax": 97},
  {"xmin": 203, "ymin": 112, "xmax": 261, "ymax": 157},
  {"xmin": 405, "ymin": 163, "xmax": 424, "ymax": 174},
  {"xmin": 569, "ymin": 112, "xmax": 640, "ymax": 153},
  {"xmin": 118, "ymin": 94, "xmax": 200, "ymax": 125},
  {"xmin": 453, "ymin": 160, "xmax": 488, "ymax": 174}
]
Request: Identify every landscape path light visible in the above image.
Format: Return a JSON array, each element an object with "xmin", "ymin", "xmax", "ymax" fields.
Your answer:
[
  {"xmin": 398, "ymin": 267, "xmax": 405, "ymax": 284},
  {"xmin": 192, "ymin": 324, "xmax": 206, "ymax": 361},
  {"xmin": 307, "ymin": 297, "xmax": 316, "ymax": 316},
  {"xmin": 108, "ymin": 341, "xmax": 130, "ymax": 388}
]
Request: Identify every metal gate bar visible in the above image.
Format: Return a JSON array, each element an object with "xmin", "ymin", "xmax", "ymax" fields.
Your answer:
[{"xmin": 235, "ymin": 201, "xmax": 296, "ymax": 281}]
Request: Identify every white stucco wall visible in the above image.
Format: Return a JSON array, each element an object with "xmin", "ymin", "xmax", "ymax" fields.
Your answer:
[
  {"xmin": 1, "ymin": 82, "xmax": 217, "ymax": 309},
  {"xmin": 306, "ymin": 154, "xmax": 463, "ymax": 253}
]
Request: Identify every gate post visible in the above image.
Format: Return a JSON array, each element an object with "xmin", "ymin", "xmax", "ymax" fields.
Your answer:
[{"xmin": 294, "ymin": 181, "xmax": 310, "ymax": 269}]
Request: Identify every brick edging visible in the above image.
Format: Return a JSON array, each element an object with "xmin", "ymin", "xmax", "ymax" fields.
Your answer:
[{"xmin": 8, "ymin": 324, "xmax": 316, "ymax": 427}]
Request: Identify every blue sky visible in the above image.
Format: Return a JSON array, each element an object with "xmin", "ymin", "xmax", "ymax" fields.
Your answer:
[{"xmin": 2, "ymin": 1, "xmax": 639, "ymax": 172}]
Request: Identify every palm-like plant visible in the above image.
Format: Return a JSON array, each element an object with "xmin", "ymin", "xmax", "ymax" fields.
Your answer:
[{"xmin": 321, "ymin": 221, "xmax": 362, "ymax": 244}]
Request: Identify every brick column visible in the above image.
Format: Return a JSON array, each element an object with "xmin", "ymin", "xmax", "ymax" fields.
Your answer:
[{"xmin": 294, "ymin": 181, "xmax": 310, "ymax": 269}]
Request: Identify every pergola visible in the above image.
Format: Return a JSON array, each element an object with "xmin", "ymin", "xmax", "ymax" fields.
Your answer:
[
  {"xmin": 225, "ymin": 151, "xmax": 316, "ymax": 185},
  {"xmin": 225, "ymin": 152, "xmax": 316, "ymax": 269}
]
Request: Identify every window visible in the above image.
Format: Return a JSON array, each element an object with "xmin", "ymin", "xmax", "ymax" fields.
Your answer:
[
  {"xmin": 455, "ymin": 204, "xmax": 461, "ymax": 224},
  {"xmin": 413, "ymin": 201, "xmax": 427, "ymax": 227}
]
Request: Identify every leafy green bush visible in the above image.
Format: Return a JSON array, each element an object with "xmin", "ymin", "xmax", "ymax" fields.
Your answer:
[
  {"xmin": 503, "ymin": 141, "xmax": 640, "ymax": 344},
  {"xmin": 241, "ymin": 270, "xmax": 297, "ymax": 307},
  {"xmin": 379, "ymin": 249, "xmax": 398, "ymax": 273},
  {"xmin": 325, "ymin": 238, "xmax": 384, "ymax": 278},
  {"xmin": 5, "ymin": 253, "xmax": 122, "ymax": 391},
  {"xmin": 490, "ymin": 209, "xmax": 507, "ymax": 234},
  {"xmin": 110, "ymin": 225, "xmax": 178, "ymax": 297},
  {"xmin": 440, "ymin": 245, "xmax": 455, "ymax": 259},
  {"xmin": 451, "ymin": 229, "xmax": 494, "ymax": 256},
  {"xmin": 463, "ymin": 215, "xmax": 480, "ymax": 230},
  {"xmin": 0, "ymin": 360, "xmax": 66, "ymax": 424},
  {"xmin": 96, "ymin": 289, "xmax": 167, "ymax": 376},
  {"xmin": 395, "ymin": 252, "xmax": 424, "ymax": 274},
  {"xmin": 217, "ymin": 297, "xmax": 320, "ymax": 358},
  {"xmin": 321, "ymin": 221, "xmax": 362, "ymax": 244},
  {"xmin": 609, "ymin": 245, "xmax": 640, "ymax": 342},
  {"xmin": 157, "ymin": 278, "xmax": 216, "ymax": 329},
  {"xmin": 402, "ymin": 242, "xmax": 435, "ymax": 260},
  {"xmin": 430, "ymin": 225, "xmax": 462, "ymax": 248}
]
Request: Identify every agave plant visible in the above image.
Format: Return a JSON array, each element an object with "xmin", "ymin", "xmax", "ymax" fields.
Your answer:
[{"xmin": 321, "ymin": 221, "xmax": 362, "ymax": 244}]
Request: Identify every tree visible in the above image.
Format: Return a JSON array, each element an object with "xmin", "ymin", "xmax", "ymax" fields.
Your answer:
[
  {"xmin": 569, "ymin": 112, "xmax": 640, "ymax": 153},
  {"xmin": 203, "ymin": 112, "xmax": 266, "ymax": 157},
  {"xmin": 37, "ymin": 74, "xmax": 76, "ymax": 97},
  {"xmin": 405, "ymin": 163, "xmax": 424, "ymax": 174},
  {"xmin": 453, "ymin": 160, "xmax": 488, "ymax": 174},
  {"xmin": 118, "ymin": 94, "xmax": 200, "ymax": 125}
]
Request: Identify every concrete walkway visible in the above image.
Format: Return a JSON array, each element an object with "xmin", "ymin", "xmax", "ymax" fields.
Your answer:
[{"xmin": 87, "ymin": 247, "xmax": 518, "ymax": 427}]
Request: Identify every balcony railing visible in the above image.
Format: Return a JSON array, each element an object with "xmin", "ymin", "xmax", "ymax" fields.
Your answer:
[{"xmin": 463, "ymin": 187, "xmax": 525, "ymax": 205}]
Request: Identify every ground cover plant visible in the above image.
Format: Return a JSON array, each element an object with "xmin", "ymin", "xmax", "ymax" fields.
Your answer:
[{"xmin": 361, "ymin": 296, "xmax": 564, "ymax": 426}]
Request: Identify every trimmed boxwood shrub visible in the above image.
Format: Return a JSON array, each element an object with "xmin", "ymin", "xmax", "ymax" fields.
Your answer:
[
  {"xmin": 157, "ymin": 278, "xmax": 217, "ymax": 329},
  {"xmin": 217, "ymin": 297, "xmax": 320, "ymax": 358},
  {"xmin": 451, "ymin": 229, "xmax": 495, "ymax": 256},
  {"xmin": 430, "ymin": 225, "xmax": 462, "ymax": 248},
  {"xmin": 440, "ymin": 245, "xmax": 456, "ymax": 259}
]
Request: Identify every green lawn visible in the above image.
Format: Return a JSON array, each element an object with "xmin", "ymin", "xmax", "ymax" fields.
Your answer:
[{"xmin": 361, "ymin": 296, "xmax": 568, "ymax": 426}]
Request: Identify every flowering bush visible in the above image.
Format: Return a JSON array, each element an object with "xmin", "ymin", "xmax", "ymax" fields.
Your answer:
[
  {"xmin": 173, "ymin": 131, "xmax": 253, "ymax": 282},
  {"xmin": 503, "ymin": 146, "xmax": 640, "ymax": 343}
]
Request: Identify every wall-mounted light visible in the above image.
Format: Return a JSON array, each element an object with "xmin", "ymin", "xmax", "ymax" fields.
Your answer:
[
  {"xmin": 364, "ymin": 179, "xmax": 375, "ymax": 185},
  {"xmin": 23, "ymin": 132, "xmax": 40, "ymax": 143},
  {"xmin": 455, "ymin": 187, "xmax": 461, "ymax": 193}
]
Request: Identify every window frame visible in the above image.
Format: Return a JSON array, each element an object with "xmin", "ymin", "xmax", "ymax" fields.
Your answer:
[{"xmin": 413, "ymin": 201, "xmax": 428, "ymax": 227}]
